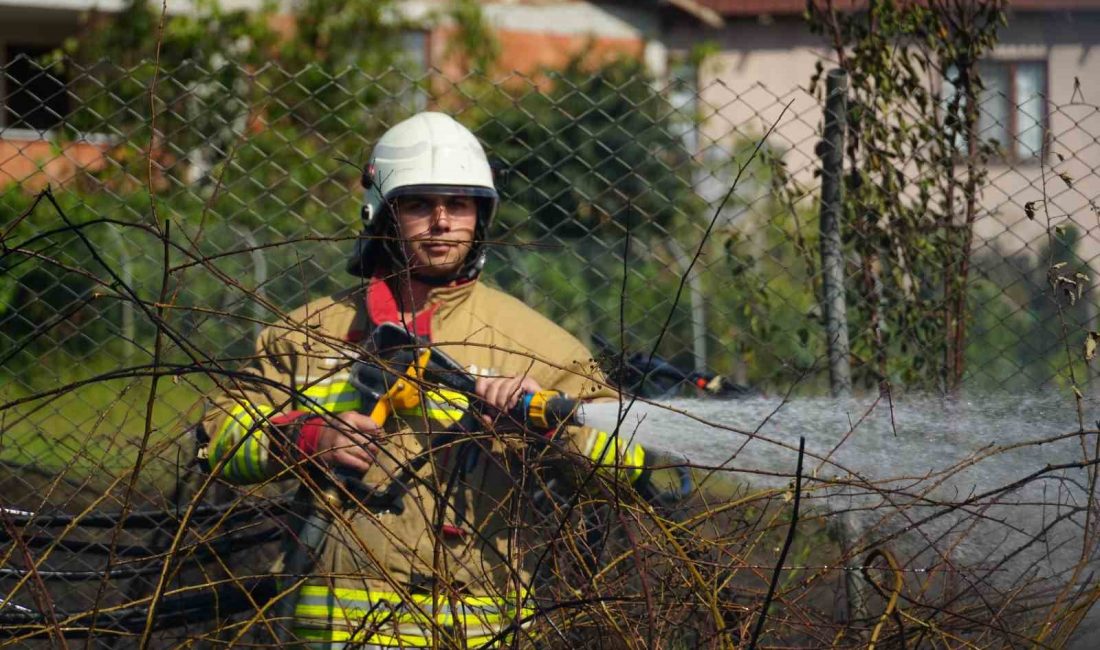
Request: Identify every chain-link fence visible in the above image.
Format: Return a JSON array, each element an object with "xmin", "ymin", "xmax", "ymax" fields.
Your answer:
[
  {"xmin": 3, "ymin": 55, "xmax": 1100, "ymax": 646},
  {"xmin": 5, "ymin": 57, "xmax": 1099, "ymax": 403}
]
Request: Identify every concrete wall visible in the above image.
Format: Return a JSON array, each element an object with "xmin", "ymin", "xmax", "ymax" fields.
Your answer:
[{"xmin": 664, "ymin": 15, "xmax": 825, "ymax": 236}]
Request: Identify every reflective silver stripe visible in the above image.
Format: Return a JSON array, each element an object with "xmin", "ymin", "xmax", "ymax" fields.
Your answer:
[{"xmin": 297, "ymin": 592, "xmax": 507, "ymax": 618}]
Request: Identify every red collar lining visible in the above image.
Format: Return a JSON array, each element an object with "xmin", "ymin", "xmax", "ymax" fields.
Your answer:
[{"xmin": 365, "ymin": 275, "xmax": 435, "ymax": 340}]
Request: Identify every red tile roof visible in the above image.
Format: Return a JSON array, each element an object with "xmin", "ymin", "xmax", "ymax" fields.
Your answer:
[
  {"xmin": 697, "ymin": 0, "xmax": 816, "ymax": 14},
  {"xmin": 697, "ymin": 0, "xmax": 1100, "ymax": 16}
]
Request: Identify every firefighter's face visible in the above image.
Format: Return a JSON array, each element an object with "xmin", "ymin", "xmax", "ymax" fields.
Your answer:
[{"xmin": 394, "ymin": 194, "xmax": 478, "ymax": 278}]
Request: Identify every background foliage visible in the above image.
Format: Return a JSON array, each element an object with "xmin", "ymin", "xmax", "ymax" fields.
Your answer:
[
  {"xmin": 3, "ymin": 0, "xmax": 1097, "ymax": 417},
  {"xmin": 3, "ymin": 4, "xmax": 1100, "ymax": 644}
]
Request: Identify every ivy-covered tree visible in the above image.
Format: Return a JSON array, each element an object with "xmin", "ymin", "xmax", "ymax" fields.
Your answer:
[
  {"xmin": 476, "ymin": 57, "xmax": 698, "ymax": 241},
  {"xmin": 807, "ymin": 0, "xmax": 1008, "ymax": 392},
  {"xmin": 469, "ymin": 55, "xmax": 704, "ymax": 352}
]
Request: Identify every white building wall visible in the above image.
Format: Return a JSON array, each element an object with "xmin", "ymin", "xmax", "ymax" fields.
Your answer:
[
  {"xmin": 975, "ymin": 12, "xmax": 1100, "ymax": 265},
  {"xmin": 671, "ymin": 12, "xmax": 1100, "ymax": 264}
]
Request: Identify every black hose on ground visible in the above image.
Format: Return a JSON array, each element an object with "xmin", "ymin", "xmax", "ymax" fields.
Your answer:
[
  {"xmin": 0, "ymin": 498, "xmax": 290, "ymax": 532},
  {"xmin": 0, "ymin": 526, "xmax": 282, "ymax": 579},
  {"xmin": 0, "ymin": 576, "xmax": 279, "ymax": 639}
]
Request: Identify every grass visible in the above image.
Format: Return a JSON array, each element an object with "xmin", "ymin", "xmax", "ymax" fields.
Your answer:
[{"xmin": 1, "ymin": 354, "xmax": 212, "ymax": 492}]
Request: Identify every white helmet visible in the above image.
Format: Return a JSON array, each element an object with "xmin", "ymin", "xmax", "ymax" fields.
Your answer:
[{"xmin": 347, "ymin": 112, "xmax": 499, "ymax": 280}]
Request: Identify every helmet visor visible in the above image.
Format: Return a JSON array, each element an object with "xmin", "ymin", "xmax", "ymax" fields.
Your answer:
[{"xmin": 384, "ymin": 184, "xmax": 498, "ymax": 204}]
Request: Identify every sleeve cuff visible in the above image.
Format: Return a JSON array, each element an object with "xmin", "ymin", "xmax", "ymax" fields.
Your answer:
[
  {"xmin": 269, "ymin": 410, "xmax": 326, "ymax": 459},
  {"xmin": 296, "ymin": 417, "xmax": 326, "ymax": 458}
]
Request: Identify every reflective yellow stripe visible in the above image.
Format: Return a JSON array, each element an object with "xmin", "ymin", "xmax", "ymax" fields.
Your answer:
[
  {"xmin": 397, "ymin": 388, "xmax": 469, "ymax": 425},
  {"xmin": 294, "ymin": 585, "xmax": 532, "ymax": 640},
  {"xmin": 211, "ymin": 403, "xmax": 275, "ymax": 483},
  {"xmin": 428, "ymin": 389, "xmax": 470, "ymax": 410},
  {"xmin": 298, "ymin": 585, "xmax": 529, "ymax": 611},
  {"xmin": 302, "ymin": 379, "xmax": 363, "ymax": 414},
  {"xmin": 295, "ymin": 626, "xmax": 502, "ymax": 648},
  {"xmin": 402, "ymin": 405, "xmax": 466, "ymax": 424},
  {"xmin": 294, "ymin": 604, "xmax": 505, "ymax": 627},
  {"xmin": 586, "ymin": 430, "xmax": 646, "ymax": 483},
  {"xmin": 624, "ymin": 442, "xmax": 646, "ymax": 482}
]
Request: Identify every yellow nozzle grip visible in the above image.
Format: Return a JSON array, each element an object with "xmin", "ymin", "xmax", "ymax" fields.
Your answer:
[
  {"xmin": 366, "ymin": 349, "xmax": 433, "ymax": 425},
  {"xmin": 367, "ymin": 397, "xmax": 394, "ymax": 427},
  {"xmin": 526, "ymin": 390, "xmax": 563, "ymax": 430}
]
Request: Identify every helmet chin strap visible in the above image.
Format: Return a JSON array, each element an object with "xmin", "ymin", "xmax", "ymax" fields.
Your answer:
[
  {"xmin": 409, "ymin": 269, "xmax": 462, "ymax": 287},
  {"xmin": 352, "ymin": 201, "xmax": 491, "ymax": 282}
]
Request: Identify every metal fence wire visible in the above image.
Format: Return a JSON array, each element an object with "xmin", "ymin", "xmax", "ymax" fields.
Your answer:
[
  {"xmin": 2, "ymin": 56, "xmax": 1100, "ymax": 647},
  {"xmin": 4, "ymin": 57, "xmax": 1100, "ymax": 400}
]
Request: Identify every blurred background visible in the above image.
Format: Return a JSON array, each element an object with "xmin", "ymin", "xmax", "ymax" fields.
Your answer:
[
  {"xmin": 3, "ymin": 1, "xmax": 1100, "ymax": 646},
  {"xmin": 1, "ymin": 0, "xmax": 1098, "ymax": 477}
]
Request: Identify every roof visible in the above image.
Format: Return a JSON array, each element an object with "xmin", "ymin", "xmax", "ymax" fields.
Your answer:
[
  {"xmin": 662, "ymin": 0, "xmax": 724, "ymax": 27},
  {"xmin": 696, "ymin": 0, "xmax": 1100, "ymax": 16}
]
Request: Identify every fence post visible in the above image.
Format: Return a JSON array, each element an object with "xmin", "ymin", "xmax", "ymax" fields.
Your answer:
[
  {"xmin": 232, "ymin": 226, "xmax": 268, "ymax": 339},
  {"xmin": 666, "ymin": 238, "xmax": 708, "ymax": 374},
  {"xmin": 819, "ymin": 68, "xmax": 852, "ymax": 397},
  {"xmin": 104, "ymin": 224, "xmax": 135, "ymax": 363}
]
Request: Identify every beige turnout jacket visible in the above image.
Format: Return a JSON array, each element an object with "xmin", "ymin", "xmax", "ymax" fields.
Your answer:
[{"xmin": 202, "ymin": 276, "xmax": 645, "ymax": 648}]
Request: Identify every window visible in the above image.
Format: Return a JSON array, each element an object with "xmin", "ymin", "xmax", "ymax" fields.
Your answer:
[
  {"xmin": 946, "ymin": 59, "xmax": 1047, "ymax": 162},
  {"xmin": 977, "ymin": 60, "xmax": 1046, "ymax": 160},
  {"xmin": 398, "ymin": 30, "xmax": 429, "ymax": 112},
  {"xmin": 666, "ymin": 51, "xmax": 699, "ymax": 154},
  {"xmin": 3, "ymin": 44, "xmax": 69, "ymax": 132},
  {"xmin": 401, "ymin": 30, "xmax": 429, "ymax": 74}
]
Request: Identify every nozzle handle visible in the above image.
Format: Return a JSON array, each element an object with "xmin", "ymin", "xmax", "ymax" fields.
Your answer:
[{"xmin": 509, "ymin": 390, "xmax": 581, "ymax": 431}]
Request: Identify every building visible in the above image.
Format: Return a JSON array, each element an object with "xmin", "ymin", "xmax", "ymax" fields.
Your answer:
[
  {"xmin": 7, "ymin": 0, "xmax": 1098, "ymax": 263},
  {"xmin": 664, "ymin": 0, "xmax": 1100, "ymax": 264},
  {"xmin": 0, "ymin": 0, "xmax": 721, "ymax": 189}
]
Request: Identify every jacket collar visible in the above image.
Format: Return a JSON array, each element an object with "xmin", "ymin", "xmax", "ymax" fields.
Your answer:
[{"xmin": 362, "ymin": 270, "xmax": 478, "ymax": 341}]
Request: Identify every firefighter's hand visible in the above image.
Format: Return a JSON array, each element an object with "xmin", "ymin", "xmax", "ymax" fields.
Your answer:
[
  {"xmin": 315, "ymin": 412, "xmax": 382, "ymax": 473},
  {"xmin": 475, "ymin": 375, "xmax": 542, "ymax": 425}
]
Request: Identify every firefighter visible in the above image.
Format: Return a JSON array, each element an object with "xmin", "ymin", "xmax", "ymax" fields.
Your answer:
[{"xmin": 202, "ymin": 112, "xmax": 650, "ymax": 648}]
